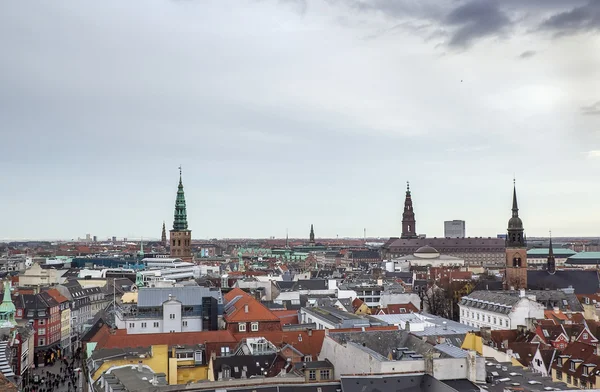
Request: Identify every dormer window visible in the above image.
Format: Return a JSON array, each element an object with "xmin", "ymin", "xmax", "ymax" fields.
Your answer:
[{"xmin": 570, "ymin": 361, "xmax": 575, "ymax": 371}]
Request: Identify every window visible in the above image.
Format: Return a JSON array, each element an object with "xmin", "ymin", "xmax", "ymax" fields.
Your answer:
[
  {"xmin": 320, "ymin": 370, "xmax": 330, "ymax": 380},
  {"xmin": 38, "ymin": 328, "xmax": 46, "ymax": 335},
  {"xmin": 505, "ymin": 319, "xmax": 509, "ymax": 327},
  {"xmin": 141, "ymin": 322, "xmax": 147, "ymax": 328},
  {"xmin": 493, "ymin": 317, "xmax": 497, "ymax": 324},
  {"xmin": 308, "ymin": 370, "xmax": 316, "ymax": 380},
  {"xmin": 39, "ymin": 319, "xmax": 45, "ymax": 325},
  {"xmin": 583, "ymin": 333, "xmax": 588, "ymax": 339},
  {"xmin": 238, "ymin": 323, "xmax": 246, "ymax": 332},
  {"xmin": 251, "ymin": 322, "xmax": 259, "ymax": 332},
  {"xmin": 183, "ymin": 321, "xmax": 188, "ymax": 327},
  {"xmin": 570, "ymin": 361, "xmax": 575, "ymax": 371},
  {"xmin": 38, "ymin": 338, "xmax": 45, "ymax": 346},
  {"xmin": 153, "ymin": 322, "xmax": 159, "ymax": 327},
  {"xmin": 556, "ymin": 370, "xmax": 562, "ymax": 380},
  {"xmin": 304, "ymin": 356, "xmax": 313, "ymax": 362},
  {"xmin": 170, "ymin": 314, "xmax": 175, "ymax": 319},
  {"xmin": 129, "ymin": 323, "xmax": 135, "ymax": 328},
  {"xmin": 487, "ymin": 315, "xmax": 490, "ymax": 322},
  {"xmin": 567, "ymin": 375, "xmax": 572, "ymax": 384}
]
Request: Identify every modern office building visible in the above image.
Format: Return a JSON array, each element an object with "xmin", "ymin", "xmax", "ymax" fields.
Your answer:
[{"xmin": 444, "ymin": 220, "xmax": 465, "ymax": 238}]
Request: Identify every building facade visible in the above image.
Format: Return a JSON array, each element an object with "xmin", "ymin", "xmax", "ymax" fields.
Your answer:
[
  {"xmin": 46, "ymin": 289, "xmax": 72, "ymax": 354},
  {"xmin": 381, "ymin": 237, "xmax": 505, "ymax": 267},
  {"xmin": 115, "ymin": 286, "xmax": 223, "ymax": 334},
  {"xmin": 459, "ymin": 290, "xmax": 544, "ymax": 330},
  {"xmin": 444, "ymin": 220, "xmax": 466, "ymax": 238}
]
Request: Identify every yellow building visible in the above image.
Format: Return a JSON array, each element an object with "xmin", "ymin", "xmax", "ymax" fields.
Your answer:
[{"xmin": 90, "ymin": 344, "xmax": 210, "ymax": 385}]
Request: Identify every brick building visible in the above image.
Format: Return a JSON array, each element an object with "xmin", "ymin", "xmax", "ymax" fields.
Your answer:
[
  {"xmin": 15, "ymin": 292, "xmax": 61, "ymax": 365},
  {"xmin": 223, "ymin": 288, "xmax": 282, "ymax": 334}
]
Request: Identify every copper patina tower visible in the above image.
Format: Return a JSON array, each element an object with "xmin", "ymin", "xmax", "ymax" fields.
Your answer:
[{"xmin": 170, "ymin": 167, "xmax": 192, "ymax": 261}]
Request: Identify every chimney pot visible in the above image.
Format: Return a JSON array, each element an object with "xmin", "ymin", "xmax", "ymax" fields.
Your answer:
[{"xmin": 244, "ymin": 304, "xmax": 249, "ymax": 313}]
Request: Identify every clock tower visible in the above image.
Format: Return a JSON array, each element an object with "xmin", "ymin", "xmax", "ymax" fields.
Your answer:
[{"xmin": 505, "ymin": 181, "xmax": 527, "ymax": 289}]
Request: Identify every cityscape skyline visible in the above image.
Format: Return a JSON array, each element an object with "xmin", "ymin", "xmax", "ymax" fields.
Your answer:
[{"xmin": 1, "ymin": 1, "xmax": 600, "ymax": 240}]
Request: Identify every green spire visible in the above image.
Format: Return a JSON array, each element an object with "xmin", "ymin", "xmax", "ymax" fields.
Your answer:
[
  {"xmin": 0, "ymin": 280, "xmax": 16, "ymax": 327},
  {"xmin": 173, "ymin": 166, "xmax": 189, "ymax": 231}
]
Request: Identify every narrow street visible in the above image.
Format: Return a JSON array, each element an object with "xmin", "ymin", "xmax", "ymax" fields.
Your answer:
[{"xmin": 22, "ymin": 353, "xmax": 85, "ymax": 392}]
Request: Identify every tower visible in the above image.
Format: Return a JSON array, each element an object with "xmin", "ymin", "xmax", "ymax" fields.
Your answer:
[
  {"xmin": 401, "ymin": 181, "xmax": 417, "ymax": 239},
  {"xmin": 505, "ymin": 181, "xmax": 527, "ymax": 289},
  {"xmin": 0, "ymin": 280, "xmax": 16, "ymax": 328},
  {"xmin": 309, "ymin": 224, "xmax": 315, "ymax": 246},
  {"xmin": 161, "ymin": 221, "xmax": 167, "ymax": 247},
  {"xmin": 547, "ymin": 231, "xmax": 556, "ymax": 275},
  {"xmin": 170, "ymin": 167, "xmax": 192, "ymax": 261}
]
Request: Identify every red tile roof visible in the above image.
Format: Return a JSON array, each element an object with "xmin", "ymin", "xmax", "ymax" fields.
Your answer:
[
  {"xmin": 380, "ymin": 303, "xmax": 419, "ymax": 314},
  {"xmin": 232, "ymin": 330, "xmax": 325, "ymax": 359},
  {"xmin": 271, "ymin": 309, "xmax": 299, "ymax": 326},
  {"xmin": 224, "ymin": 288, "xmax": 279, "ymax": 322},
  {"xmin": 45, "ymin": 288, "xmax": 70, "ymax": 304},
  {"xmin": 96, "ymin": 329, "xmax": 237, "ymax": 350}
]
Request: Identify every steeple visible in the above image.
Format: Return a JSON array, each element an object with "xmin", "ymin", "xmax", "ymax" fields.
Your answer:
[
  {"xmin": 309, "ymin": 224, "xmax": 315, "ymax": 245},
  {"xmin": 0, "ymin": 280, "xmax": 16, "ymax": 328},
  {"xmin": 169, "ymin": 166, "xmax": 193, "ymax": 261},
  {"xmin": 161, "ymin": 221, "xmax": 167, "ymax": 246},
  {"xmin": 401, "ymin": 181, "xmax": 417, "ymax": 239},
  {"xmin": 547, "ymin": 230, "xmax": 556, "ymax": 275},
  {"xmin": 504, "ymin": 179, "xmax": 528, "ymax": 290},
  {"xmin": 173, "ymin": 166, "xmax": 189, "ymax": 231},
  {"xmin": 506, "ymin": 180, "xmax": 525, "ymax": 247}
]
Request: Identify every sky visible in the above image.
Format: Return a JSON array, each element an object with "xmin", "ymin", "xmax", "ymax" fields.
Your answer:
[{"xmin": 1, "ymin": 0, "xmax": 600, "ymax": 241}]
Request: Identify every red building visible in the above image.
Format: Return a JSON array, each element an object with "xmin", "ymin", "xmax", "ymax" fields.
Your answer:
[
  {"xmin": 15, "ymin": 292, "xmax": 61, "ymax": 366},
  {"xmin": 223, "ymin": 288, "xmax": 282, "ymax": 335}
]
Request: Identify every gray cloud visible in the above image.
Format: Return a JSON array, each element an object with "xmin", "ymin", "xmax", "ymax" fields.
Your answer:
[
  {"xmin": 539, "ymin": 1, "xmax": 600, "ymax": 36},
  {"xmin": 518, "ymin": 50, "xmax": 536, "ymax": 59},
  {"xmin": 444, "ymin": 1, "xmax": 511, "ymax": 48},
  {"xmin": 582, "ymin": 101, "xmax": 600, "ymax": 115}
]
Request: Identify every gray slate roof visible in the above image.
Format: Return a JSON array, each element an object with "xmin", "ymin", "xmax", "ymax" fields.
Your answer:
[
  {"xmin": 137, "ymin": 286, "xmax": 222, "ymax": 307},
  {"xmin": 460, "ymin": 290, "xmax": 584, "ymax": 313}
]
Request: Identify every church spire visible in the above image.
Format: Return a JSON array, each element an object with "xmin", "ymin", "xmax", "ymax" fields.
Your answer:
[
  {"xmin": 512, "ymin": 178, "xmax": 519, "ymax": 218},
  {"xmin": 161, "ymin": 221, "xmax": 167, "ymax": 246},
  {"xmin": 547, "ymin": 230, "xmax": 556, "ymax": 275},
  {"xmin": 169, "ymin": 166, "xmax": 193, "ymax": 261},
  {"xmin": 506, "ymin": 180, "xmax": 525, "ymax": 247},
  {"xmin": 309, "ymin": 224, "xmax": 315, "ymax": 245},
  {"xmin": 0, "ymin": 280, "xmax": 16, "ymax": 328},
  {"xmin": 401, "ymin": 181, "xmax": 417, "ymax": 239},
  {"xmin": 173, "ymin": 165, "xmax": 188, "ymax": 231}
]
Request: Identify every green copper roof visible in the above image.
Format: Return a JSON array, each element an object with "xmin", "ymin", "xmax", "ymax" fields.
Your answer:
[
  {"xmin": 0, "ymin": 280, "xmax": 16, "ymax": 326},
  {"xmin": 527, "ymin": 248, "xmax": 577, "ymax": 256},
  {"xmin": 173, "ymin": 173, "xmax": 189, "ymax": 231}
]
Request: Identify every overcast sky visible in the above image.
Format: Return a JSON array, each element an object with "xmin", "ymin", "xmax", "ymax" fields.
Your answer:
[{"xmin": 1, "ymin": 1, "xmax": 600, "ymax": 241}]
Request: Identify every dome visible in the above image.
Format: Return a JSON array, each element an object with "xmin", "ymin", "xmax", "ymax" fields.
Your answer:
[
  {"xmin": 414, "ymin": 245, "xmax": 440, "ymax": 259},
  {"xmin": 508, "ymin": 216, "xmax": 523, "ymax": 229}
]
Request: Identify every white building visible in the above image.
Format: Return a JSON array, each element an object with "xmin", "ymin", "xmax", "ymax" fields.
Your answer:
[
  {"xmin": 458, "ymin": 290, "xmax": 544, "ymax": 330},
  {"xmin": 444, "ymin": 220, "xmax": 466, "ymax": 238},
  {"xmin": 394, "ymin": 246, "xmax": 464, "ymax": 268},
  {"xmin": 115, "ymin": 286, "xmax": 223, "ymax": 334}
]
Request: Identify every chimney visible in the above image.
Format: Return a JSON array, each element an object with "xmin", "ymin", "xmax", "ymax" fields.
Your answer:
[
  {"xmin": 244, "ymin": 304, "xmax": 249, "ymax": 313},
  {"xmin": 519, "ymin": 289, "xmax": 525, "ymax": 298},
  {"xmin": 137, "ymin": 362, "xmax": 143, "ymax": 372}
]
